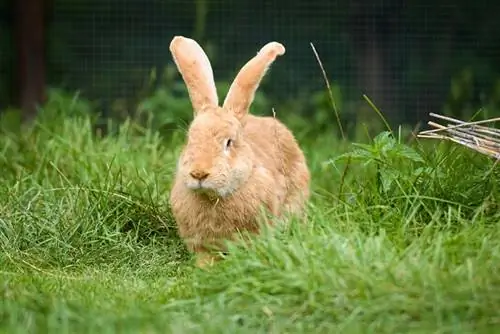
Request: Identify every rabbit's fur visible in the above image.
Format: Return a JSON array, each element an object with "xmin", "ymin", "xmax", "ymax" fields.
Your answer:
[{"xmin": 168, "ymin": 36, "xmax": 310, "ymax": 267}]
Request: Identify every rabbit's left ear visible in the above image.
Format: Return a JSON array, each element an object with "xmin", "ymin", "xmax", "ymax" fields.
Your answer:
[
  {"xmin": 223, "ymin": 42, "xmax": 285, "ymax": 120},
  {"xmin": 170, "ymin": 36, "xmax": 219, "ymax": 115}
]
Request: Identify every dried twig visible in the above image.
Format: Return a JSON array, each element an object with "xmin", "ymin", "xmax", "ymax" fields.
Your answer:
[{"xmin": 417, "ymin": 113, "xmax": 500, "ymax": 160}]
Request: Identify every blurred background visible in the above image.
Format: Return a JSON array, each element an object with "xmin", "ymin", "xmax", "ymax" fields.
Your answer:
[{"xmin": 1, "ymin": 0, "xmax": 500, "ymax": 137}]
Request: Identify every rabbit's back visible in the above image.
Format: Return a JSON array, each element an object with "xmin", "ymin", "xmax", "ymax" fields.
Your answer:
[{"xmin": 243, "ymin": 115, "xmax": 310, "ymax": 216}]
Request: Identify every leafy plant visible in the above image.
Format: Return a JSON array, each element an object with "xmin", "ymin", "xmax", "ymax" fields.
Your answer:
[{"xmin": 333, "ymin": 131, "xmax": 427, "ymax": 194}]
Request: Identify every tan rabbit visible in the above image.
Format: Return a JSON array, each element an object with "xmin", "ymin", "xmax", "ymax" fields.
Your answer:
[{"xmin": 168, "ymin": 36, "xmax": 310, "ymax": 268}]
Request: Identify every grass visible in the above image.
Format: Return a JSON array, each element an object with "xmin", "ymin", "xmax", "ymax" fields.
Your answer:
[{"xmin": 0, "ymin": 100, "xmax": 500, "ymax": 333}]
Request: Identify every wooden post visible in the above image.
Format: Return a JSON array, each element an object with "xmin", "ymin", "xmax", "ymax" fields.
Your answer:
[{"xmin": 14, "ymin": 0, "xmax": 46, "ymax": 121}]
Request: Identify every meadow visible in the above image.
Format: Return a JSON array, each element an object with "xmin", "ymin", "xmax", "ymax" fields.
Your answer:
[{"xmin": 0, "ymin": 90, "xmax": 499, "ymax": 333}]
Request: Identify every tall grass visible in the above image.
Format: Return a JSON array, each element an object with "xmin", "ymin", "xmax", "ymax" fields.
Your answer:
[{"xmin": 0, "ymin": 94, "xmax": 499, "ymax": 333}]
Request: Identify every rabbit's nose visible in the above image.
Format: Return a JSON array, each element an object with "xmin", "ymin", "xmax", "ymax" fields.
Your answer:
[{"xmin": 190, "ymin": 169, "xmax": 210, "ymax": 181}]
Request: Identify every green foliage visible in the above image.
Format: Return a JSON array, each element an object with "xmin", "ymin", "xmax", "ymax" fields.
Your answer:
[
  {"xmin": 310, "ymin": 84, "xmax": 344, "ymax": 127},
  {"xmin": 0, "ymin": 93, "xmax": 499, "ymax": 332},
  {"xmin": 137, "ymin": 83, "xmax": 193, "ymax": 130},
  {"xmin": 335, "ymin": 131, "xmax": 426, "ymax": 193},
  {"xmin": 327, "ymin": 126, "xmax": 499, "ymax": 235},
  {"xmin": 443, "ymin": 67, "xmax": 500, "ymax": 120},
  {"xmin": 42, "ymin": 88, "xmax": 95, "ymax": 117}
]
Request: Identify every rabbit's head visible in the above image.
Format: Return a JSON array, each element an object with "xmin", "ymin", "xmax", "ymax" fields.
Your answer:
[{"xmin": 169, "ymin": 36, "xmax": 285, "ymax": 198}]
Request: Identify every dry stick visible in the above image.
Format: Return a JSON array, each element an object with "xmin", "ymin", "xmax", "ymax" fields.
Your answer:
[
  {"xmin": 427, "ymin": 112, "xmax": 500, "ymax": 129},
  {"xmin": 421, "ymin": 121, "xmax": 500, "ymax": 138},
  {"xmin": 423, "ymin": 124, "xmax": 500, "ymax": 150},
  {"xmin": 452, "ymin": 128, "xmax": 500, "ymax": 148},
  {"xmin": 419, "ymin": 114, "xmax": 500, "ymax": 135},
  {"xmin": 417, "ymin": 114, "xmax": 500, "ymax": 160},
  {"xmin": 421, "ymin": 117, "xmax": 500, "ymax": 139},
  {"xmin": 446, "ymin": 128, "xmax": 484, "ymax": 145},
  {"xmin": 429, "ymin": 112, "xmax": 500, "ymax": 127},
  {"xmin": 429, "ymin": 112, "xmax": 467, "ymax": 124},
  {"xmin": 428, "ymin": 133, "xmax": 500, "ymax": 159},
  {"xmin": 445, "ymin": 133, "xmax": 499, "ymax": 157},
  {"xmin": 310, "ymin": 42, "xmax": 345, "ymax": 141},
  {"xmin": 427, "ymin": 121, "xmax": 447, "ymax": 130},
  {"xmin": 454, "ymin": 125, "xmax": 500, "ymax": 140},
  {"xmin": 407, "ymin": 121, "xmax": 422, "ymax": 144},
  {"xmin": 424, "ymin": 120, "xmax": 500, "ymax": 140},
  {"xmin": 417, "ymin": 134, "xmax": 449, "ymax": 140},
  {"xmin": 474, "ymin": 122, "xmax": 500, "ymax": 131},
  {"xmin": 421, "ymin": 119, "xmax": 500, "ymax": 147},
  {"xmin": 470, "ymin": 147, "xmax": 500, "ymax": 159},
  {"xmin": 465, "ymin": 146, "xmax": 499, "ymax": 159},
  {"xmin": 456, "ymin": 135, "xmax": 498, "ymax": 151},
  {"xmin": 473, "ymin": 127, "xmax": 500, "ymax": 139}
]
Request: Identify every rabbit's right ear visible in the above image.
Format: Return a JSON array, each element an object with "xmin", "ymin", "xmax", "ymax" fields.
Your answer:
[
  {"xmin": 170, "ymin": 36, "xmax": 219, "ymax": 115},
  {"xmin": 223, "ymin": 41, "xmax": 285, "ymax": 120}
]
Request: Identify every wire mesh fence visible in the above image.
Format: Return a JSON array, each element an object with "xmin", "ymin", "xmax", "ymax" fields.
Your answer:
[{"xmin": 3, "ymin": 0, "xmax": 500, "ymax": 125}]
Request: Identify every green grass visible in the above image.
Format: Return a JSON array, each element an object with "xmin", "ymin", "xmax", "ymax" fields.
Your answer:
[{"xmin": 0, "ymin": 102, "xmax": 500, "ymax": 333}]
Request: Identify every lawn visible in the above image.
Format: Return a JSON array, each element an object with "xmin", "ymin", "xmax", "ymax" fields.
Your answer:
[{"xmin": 0, "ymin": 97, "xmax": 499, "ymax": 333}]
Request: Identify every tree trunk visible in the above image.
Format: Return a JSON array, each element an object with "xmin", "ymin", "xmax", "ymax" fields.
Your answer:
[
  {"xmin": 14, "ymin": 0, "xmax": 46, "ymax": 122},
  {"xmin": 348, "ymin": 2, "xmax": 397, "ymax": 124}
]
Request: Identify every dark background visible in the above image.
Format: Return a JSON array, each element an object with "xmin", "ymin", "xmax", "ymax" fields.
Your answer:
[{"xmin": 2, "ymin": 0, "xmax": 500, "ymax": 128}]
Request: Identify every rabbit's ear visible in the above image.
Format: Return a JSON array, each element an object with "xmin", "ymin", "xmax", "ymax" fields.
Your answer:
[
  {"xmin": 223, "ymin": 42, "xmax": 285, "ymax": 119},
  {"xmin": 170, "ymin": 36, "xmax": 219, "ymax": 114}
]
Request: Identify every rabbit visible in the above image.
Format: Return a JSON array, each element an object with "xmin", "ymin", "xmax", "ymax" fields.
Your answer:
[{"xmin": 168, "ymin": 36, "xmax": 310, "ymax": 268}]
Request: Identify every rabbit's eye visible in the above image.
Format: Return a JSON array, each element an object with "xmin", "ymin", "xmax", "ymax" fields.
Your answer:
[{"xmin": 225, "ymin": 139, "xmax": 233, "ymax": 148}]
